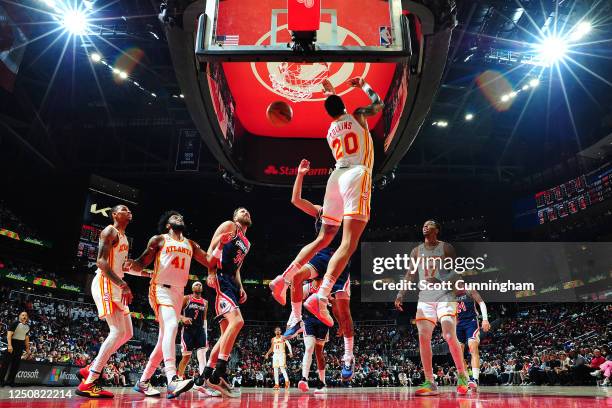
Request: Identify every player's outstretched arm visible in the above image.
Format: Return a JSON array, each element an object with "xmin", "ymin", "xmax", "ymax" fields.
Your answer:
[
  {"xmin": 193, "ymin": 232, "xmax": 234, "ymax": 268},
  {"xmin": 264, "ymin": 341, "xmax": 273, "ymax": 359},
  {"xmin": 129, "ymin": 235, "xmax": 164, "ymax": 272},
  {"xmin": 291, "ymin": 159, "xmax": 322, "ymax": 218},
  {"xmin": 285, "ymin": 340, "xmax": 293, "ymax": 358},
  {"xmin": 350, "ymin": 77, "xmax": 384, "ymax": 126},
  {"xmin": 470, "ymin": 290, "xmax": 490, "ymax": 331}
]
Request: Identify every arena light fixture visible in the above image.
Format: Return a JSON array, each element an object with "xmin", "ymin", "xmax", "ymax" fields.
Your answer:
[
  {"xmin": 465, "ymin": 113, "xmax": 474, "ymax": 121},
  {"xmin": 529, "ymin": 78, "xmax": 540, "ymax": 87},
  {"xmin": 536, "ymin": 36, "xmax": 567, "ymax": 66},
  {"xmin": 501, "ymin": 94, "xmax": 510, "ymax": 102},
  {"xmin": 62, "ymin": 10, "xmax": 89, "ymax": 35},
  {"xmin": 522, "ymin": 84, "xmax": 529, "ymax": 91},
  {"xmin": 90, "ymin": 52, "xmax": 101, "ymax": 62},
  {"xmin": 569, "ymin": 21, "xmax": 592, "ymax": 42},
  {"xmin": 119, "ymin": 71, "xmax": 128, "ymax": 80}
]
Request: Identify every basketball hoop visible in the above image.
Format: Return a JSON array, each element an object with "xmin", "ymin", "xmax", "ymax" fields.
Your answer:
[{"xmin": 269, "ymin": 62, "xmax": 330, "ymax": 102}]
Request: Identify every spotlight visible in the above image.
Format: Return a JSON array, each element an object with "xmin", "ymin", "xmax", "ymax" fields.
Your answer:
[
  {"xmin": 112, "ymin": 68, "xmax": 120, "ymax": 74},
  {"xmin": 465, "ymin": 113, "xmax": 474, "ymax": 121},
  {"xmin": 522, "ymin": 85, "xmax": 529, "ymax": 91},
  {"xmin": 569, "ymin": 21, "xmax": 592, "ymax": 42},
  {"xmin": 62, "ymin": 10, "xmax": 89, "ymax": 35},
  {"xmin": 437, "ymin": 120, "xmax": 448, "ymax": 128},
  {"xmin": 529, "ymin": 78, "xmax": 540, "ymax": 87},
  {"xmin": 509, "ymin": 91, "xmax": 517, "ymax": 98},
  {"xmin": 90, "ymin": 53, "xmax": 101, "ymax": 62},
  {"xmin": 119, "ymin": 71, "xmax": 128, "ymax": 80},
  {"xmin": 151, "ymin": 92, "xmax": 157, "ymax": 97},
  {"xmin": 179, "ymin": 94, "xmax": 184, "ymax": 99},
  {"xmin": 133, "ymin": 81, "xmax": 139, "ymax": 86},
  {"xmin": 501, "ymin": 94, "xmax": 510, "ymax": 102},
  {"xmin": 536, "ymin": 37, "xmax": 567, "ymax": 65}
]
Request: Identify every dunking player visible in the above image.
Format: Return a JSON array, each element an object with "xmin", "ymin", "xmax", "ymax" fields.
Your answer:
[
  {"xmin": 281, "ymin": 159, "xmax": 356, "ymax": 380},
  {"xmin": 128, "ymin": 211, "xmax": 229, "ymax": 399},
  {"xmin": 77, "ymin": 205, "xmax": 150, "ymax": 398},
  {"xmin": 203, "ymin": 208, "xmax": 252, "ymax": 397},
  {"xmin": 394, "ymin": 220, "xmax": 470, "ymax": 396},
  {"xmin": 176, "ymin": 281, "xmax": 219, "ymax": 396},
  {"xmin": 270, "ymin": 77, "xmax": 383, "ymax": 328},
  {"xmin": 264, "ymin": 328, "xmax": 293, "ymax": 389},
  {"xmin": 298, "ymin": 279, "xmax": 329, "ymax": 394},
  {"xmin": 456, "ymin": 288, "xmax": 490, "ymax": 390}
]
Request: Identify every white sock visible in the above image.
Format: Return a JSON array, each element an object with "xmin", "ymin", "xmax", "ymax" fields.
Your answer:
[
  {"xmin": 343, "ymin": 337, "xmax": 354, "ymax": 363},
  {"xmin": 291, "ymin": 302, "xmax": 302, "ymax": 321},
  {"xmin": 317, "ymin": 278, "xmax": 334, "ymax": 298},
  {"xmin": 197, "ymin": 348, "xmax": 208, "ymax": 375},
  {"xmin": 281, "ymin": 262, "xmax": 302, "ymax": 282},
  {"xmin": 302, "ymin": 336, "xmax": 315, "ymax": 379},
  {"xmin": 472, "ymin": 367, "xmax": 480, "ymax": 379}
]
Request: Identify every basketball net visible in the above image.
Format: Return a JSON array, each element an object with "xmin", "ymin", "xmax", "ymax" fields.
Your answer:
[{"xmin": 269, "ymin": 62, "xmax": 330, "ymax": 102}]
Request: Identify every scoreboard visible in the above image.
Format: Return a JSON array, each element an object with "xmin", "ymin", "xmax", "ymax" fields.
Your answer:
[
  {"xmin": 76, "ymin": 176, "xmax": 138, "ymax": 268},
  {"xmin": 513, "ymin": 162, "xmax": 611, "ymax": 229}
]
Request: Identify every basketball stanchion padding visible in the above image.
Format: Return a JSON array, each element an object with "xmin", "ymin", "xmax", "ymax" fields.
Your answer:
[{"xmin": 288, "ymin": 0, "xmax": 321, "ymax": 31}]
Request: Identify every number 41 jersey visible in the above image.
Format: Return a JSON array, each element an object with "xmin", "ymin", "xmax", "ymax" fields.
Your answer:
[{"xmin": 153, "ymin": 234, "xmax": 193, "ymax": 288}]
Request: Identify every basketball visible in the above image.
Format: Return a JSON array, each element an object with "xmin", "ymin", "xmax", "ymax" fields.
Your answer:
[{"xmin": 266, "ymin": 101, "xmax": 293, "ymax": 127}]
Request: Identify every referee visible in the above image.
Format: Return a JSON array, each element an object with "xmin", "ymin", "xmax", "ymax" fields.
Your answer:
[{"xmin": 0, "ymin": 311, "xmax": 30, "ymax": 387}]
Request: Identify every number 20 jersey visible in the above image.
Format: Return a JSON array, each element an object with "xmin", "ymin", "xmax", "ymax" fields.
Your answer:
[{"xmin": 326, "ymin": 113, "xmax": 373, "ymax": 170}]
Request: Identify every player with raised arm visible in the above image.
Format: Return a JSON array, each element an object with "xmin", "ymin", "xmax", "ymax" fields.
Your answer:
[
  {"xmin": 264, "ymin": 327, "xmax": 293, "ymax": 389},
  {"xmin": 269, "ymin": 77, "xmax": 383, "ymax": 329},
  {"xmin": 128, "ymin": 211, "xmax": 229, "ymax": 399},
  {"xmin": 77, "ymin": 205, "xmax": 149, "ymax": 398},
  {"xmin": 394, "ymin": 220, "xmax": 470, "ymax": 396},
  {"xmin": 281, "ymin": 159, "xmax": 356, "ymax": 381},
  {"xmin": 203, "ymin": 208, "xmax": 252, "ymax": 398},
  {"xmin": 456, "ymin": 288, "xmax": 490, "ymax": 391}
]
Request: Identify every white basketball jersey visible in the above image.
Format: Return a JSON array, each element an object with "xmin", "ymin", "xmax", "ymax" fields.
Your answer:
[
  {"xmin": 96, "ymin": 226, "xmax": 129, "ymax": 279},
  {"xmin": 153, "ymin": 234, "xmax": 193, "ymax": 287},
  {"xmin": 416, "ymin": 241, "xmax": 445, "ymax": 281},
  {"xmin": 273, "ymin": 337, "xmax": 286, "ymax": 356},
  {"xmin": 326, "ymin": 113, "xmax": 373, "ymax": 170}
]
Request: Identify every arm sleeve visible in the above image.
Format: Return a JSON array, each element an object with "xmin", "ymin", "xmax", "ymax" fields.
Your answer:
[
  {"xmin": 285, "ymin": 341, "xmax": 292, "ymax": 355},
  {"xmin": 8, "ymin": 321, "xmax": 18, "ymax": 331},
  {"xmin": 478, "ymin": 301, "xmax": 488, "ymax": 320}
]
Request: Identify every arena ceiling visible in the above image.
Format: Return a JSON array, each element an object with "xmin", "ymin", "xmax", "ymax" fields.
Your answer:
[{"xmin": 1, "ymin": 0, "xmax": 611, "ymax": 186}]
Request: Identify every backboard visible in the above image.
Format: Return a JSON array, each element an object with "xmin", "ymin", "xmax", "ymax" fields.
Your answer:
[{"xmin": 196, "ymin": 0, "xmax": 410, "ymax": 62}]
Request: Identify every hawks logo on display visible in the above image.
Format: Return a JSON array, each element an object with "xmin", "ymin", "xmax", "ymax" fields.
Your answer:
[{"xmin": 251, "ymin": 24, "xmax": 370, "ymax": 102}]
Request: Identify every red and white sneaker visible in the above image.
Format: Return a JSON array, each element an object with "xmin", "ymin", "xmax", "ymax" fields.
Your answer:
[
  {"xmin": 77, "ymin": 365, "xmax": 91, "ymax": 382},
  {"xmin": 76, "ymin": 381, "xmax": 114, "ymax": 398},
  {"xmin": 303, "ymin": 294, "xmax": 333, "ymax": 327},
  {"xmin": 269, "ymin": 275, "xmax": 289, "ymax": 306}
]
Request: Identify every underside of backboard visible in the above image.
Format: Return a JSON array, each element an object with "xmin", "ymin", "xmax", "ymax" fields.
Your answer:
[{"xmin": 195, "ymin": 0, "xmax": 411, "ymax": 62}]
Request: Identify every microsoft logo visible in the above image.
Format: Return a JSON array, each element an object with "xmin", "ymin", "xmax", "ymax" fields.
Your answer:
[{"xmin": 50, "ymin": 368, "xmax": 62, "ymax": 382}]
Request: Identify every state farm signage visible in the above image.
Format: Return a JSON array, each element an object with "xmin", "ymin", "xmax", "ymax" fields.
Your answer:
[{"xmin": 263, "ymin": 165, "xmax": 333, "ymax": 177}]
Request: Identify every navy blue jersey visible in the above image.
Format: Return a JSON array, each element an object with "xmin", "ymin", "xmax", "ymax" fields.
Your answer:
[
  {"xmin": 183, "ymin": 295, "xmax": 207, "ymax": 329},
  {"xmin": 315, "ymin": 209, "xmax": 342, "ymax": 249},
  {"xmin": 219, "ymin": 224, "xmax": 250, "ymax": 277},
  {"xmin": 456, "ymin": 292, "xmax": 478, "ymax": 322}
]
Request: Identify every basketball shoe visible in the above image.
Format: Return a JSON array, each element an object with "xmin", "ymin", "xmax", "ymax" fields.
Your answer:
[
  {"xmin": 133, "ymin": 380, "xmax": 161, "ymax": 397},
  {"xmin": 415, "ymin": 380, "xmax": 438, "ymax": 396},
  {"xmin": 269, "ymin": 276, "xmax": 289, "ymax": 306},
  {"xmin": 166, "ymin": 375, "xmax": 193, "ymax": 399},
  {"xmin": 76, "ymin": 380, "xmax": 114, "ymax": 398},
  {"xmin": 303, "ymin": 294, "xmax": 333, "ymax": 327},
  {"xmin": 456, "ymin": 373, "xmax": 469, "ymax": 395},
  {"xmin": 298, "ymin": 378, "xmax": 309, "ymax": 392}
]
